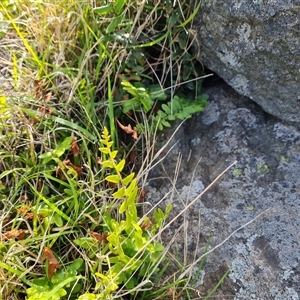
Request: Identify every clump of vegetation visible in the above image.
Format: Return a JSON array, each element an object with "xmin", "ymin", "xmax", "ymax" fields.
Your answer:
[
  {"xmin": 21, "ymin": 127, "xmax": 171, "ymax": 300},
  {"xmin": 0, "ymin": 0, "xmax": 227, "ymax": 299}
]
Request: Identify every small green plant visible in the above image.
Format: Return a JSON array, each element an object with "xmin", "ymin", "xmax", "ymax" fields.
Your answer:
[
  {"xmin": 73, "ymin": 127, "xmax": 172, "ymax": 298},
  {"xmin": 120, "ymin": 80, "xmax": 207, "ymax": 133},
  {"xmin": 149, "ymin": 94, "xmax": 207, "ymax": 131},
  {"xmin": 2, "ymin": 126, "xmax": 173, "ymax": 299},
  {"xmin": 26, "ymin": 258, "xmax": 84, "ymax": 300}
]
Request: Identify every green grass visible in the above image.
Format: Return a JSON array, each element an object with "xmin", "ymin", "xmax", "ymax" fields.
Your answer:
[{"xmin": 0, "ymin": 0, "xmax": 228, "ymax": 299}]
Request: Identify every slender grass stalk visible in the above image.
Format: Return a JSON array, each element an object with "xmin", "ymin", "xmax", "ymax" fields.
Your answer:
[
  {"xmin": 177, "ymin": 0, "xmax": 203, "ymax": 28},
  {"xmin": 107, "ymin": 75, "xmax": 116, "ymax": 148},
  {"xmin": 203, "ymin": 268, "xmax": 231, "ymax": 300}
]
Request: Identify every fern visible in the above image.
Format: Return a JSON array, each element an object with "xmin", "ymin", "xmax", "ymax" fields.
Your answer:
[{"xmin": 139, "ymin": 94, "xmax": 208, "ymax": 133}]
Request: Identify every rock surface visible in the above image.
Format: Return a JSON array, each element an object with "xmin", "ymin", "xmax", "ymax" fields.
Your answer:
[
  {"xmin": 192, "ymin": 0, "xmax": 300, "ymax": 126},
  {"xmin": 146, "ymin": 80, "xmax": 300, "ymax": 299}
]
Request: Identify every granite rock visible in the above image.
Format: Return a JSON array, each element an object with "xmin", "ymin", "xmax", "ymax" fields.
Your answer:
[{"xmin": 192, "ymin": 0, "xmax": 300, "ymax": 126}]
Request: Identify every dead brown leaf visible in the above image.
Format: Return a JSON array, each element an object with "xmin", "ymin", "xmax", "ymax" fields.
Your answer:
[
  {"xmin": 44, "ymin": 92, "xmax": 52, "ymax": 104},
  {"xmin": 42, "ymin": 247, "xmax": 61, "ymax": 278},
  {"xmin": 34, "ymin": 79, "xmax": 47, "ymax": 98},
  {"xmin": 19, "ymin": 194, "xmax": 28, "ymax": 202},
  {"xmin": 56, "ymin": 160, "xmax": 83, "ymax": 180},
  {"xmin": 2, "ymin": 229, "xmax": 28, "ymax": 241},
  {"xmin": 38, "ymin": 92, "xmax": 54, "ymax": 118},
  {"xmin": 15, "ymin": 206, "xmax": 37, "ymax": 220},
  {"xmin": 71, "ymin": 137, "xmax": 80, "ymax": 157},
  {"xmin": 15, "ymin": 205, "xmax": 29, "ymax": 215},
  {"xmin": 38, "ymin": 106, "xmax": 53, "ymax": 118},
  {"xmin": 137, "ymin": 189, "xmax": 149, "ymax": 203},
  {"xmin": 107, "ymin": 181, "xmax": 117, "ymax": 189},
  {"xmin": 116, "ymin": 119, "xmax": 138, "ymax": 140},
  {"xmin": 140, "ymin": 217, "xmax": 152, "ymax": 231},
  {"xmin": 89, "ymin": 231, "xmax": 109, "ymax": 243},
  {"xmin": 166, "ymin": 287, "xmax": 183, "ymax": 299}
]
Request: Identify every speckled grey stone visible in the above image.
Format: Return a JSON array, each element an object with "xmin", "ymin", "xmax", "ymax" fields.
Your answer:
[
  {"xmin": 146, "ymin": 83, "xmax": 300, "ymax": 299},
  {"xmin": 193, "ymin": 0, "xmax": 300, "ymax": 126},
  {"xmin": 202, "ymin": 101, "xmax": 220, "ymax": 125}
]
